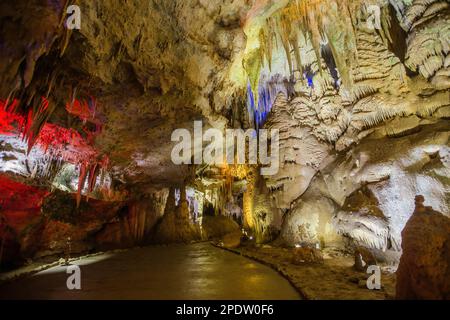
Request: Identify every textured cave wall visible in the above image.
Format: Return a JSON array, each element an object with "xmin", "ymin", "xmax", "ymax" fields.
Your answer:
[
  {"xmin": 0, "ymin": 187, "xmax": 126, "ymax": 268},
  {"xmin": 0, "ymin": 0, "xmax": 254, "ymax": 262},
  {"xmin": 283, "ymin": 123, "xmax": 449, "ymax": 253},
  {"xmin": 0, "ymin": 185, "xmax": 170, "ymax": 268},
  {"xmin": 0, "ymin": 0, "xmax": 254, "ymax": 190},
  {"xmin": 0, "ymin": 176, "xmax": 49, "ymax": 268},
  {"xmin": 95, "ymin": 189, "xmax": 169, "ymax": 250},
  {"xmin": 56, "ymin": 0, "xmax": 253, "ymax": 187},
  {"xmin": 0, "ymin": 0, "xmax": 449, "ymax": 265},
  {"xmin": 257, "ymin": 0, "xmax": 449, "ymax": 257},
  {"xmin": 0, "ymin": 133, "xmax": 116, "ymax": 197},
  {"xmin": 0, "ymin": 0, "xmax": 69, "ymax": 98},
  {"xmin": 404, "ymin": 0, "xmax": 450, "ymax": 90}
]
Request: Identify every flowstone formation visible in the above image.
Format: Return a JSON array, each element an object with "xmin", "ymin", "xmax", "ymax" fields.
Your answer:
[{"xmin": 256, "ymin": 0, "xmax": 449, "ymax": 264}]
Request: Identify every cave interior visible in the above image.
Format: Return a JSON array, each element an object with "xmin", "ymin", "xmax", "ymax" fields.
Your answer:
[{"xmin": 0, "ymin": 0, "xmax": 449, "ymax": 300}]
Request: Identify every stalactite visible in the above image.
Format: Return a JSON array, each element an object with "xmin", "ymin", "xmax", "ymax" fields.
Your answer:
[
  {"xmin": 24, "ymin": 96, "xmax": 56, "ymax": 154},
  {"xmin": 243, "ymin": 49, "xmax": 263, "ymax": 113},
  {"xmin": 87, "ymin": 163, "xmax": 99, "ymax": 194},
  {"xmin": 1, "ymin": 97, "xmax": 111, "ymax": 205},
  {"xmin": 380, "ymin": 5, "xmax": 393, "ymax": 45},
  {"xmin": 277, "ymin": 15, "xmax": 294, "ymax": 75},
  {"xmin": 57, "ymin": 0, "xmax": 73, "ymax": 56},
  {"xmin": 247, "ymin": 74, "xmax": 291, "ymax": 129},
  {"xmin": 305, "ymin": 7, "xmax": 323, "ymax": 74},
  {"xmin": 66, "ymin": 96, "xmax": 98, "ymax": 123},
  {"xmin": 76, "ymin": 163, "xmax": 88, "ymax": 208},
  {"xmin": 289, "ymin": 27, "xmax": 303, "ymax": 75},
  {"xmin": 244, "ymin": 0, "xmax": 392, "ymax": 103}
]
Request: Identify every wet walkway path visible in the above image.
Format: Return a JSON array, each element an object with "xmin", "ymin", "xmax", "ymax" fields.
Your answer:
[{"xmin": 0, "ymin": 243, "xmax": 300, "ymax": 299}]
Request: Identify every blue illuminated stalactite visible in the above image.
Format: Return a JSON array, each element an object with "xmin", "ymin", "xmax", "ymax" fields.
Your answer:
[
  {"xmin": 246, "ymin": 82, "xmax": 256, "ymax": 128},
  {"xmin": 306, "ymin": 74, "xmax": 314, "ymax": 87},
  {"xmin": 246, "ymin": 55, "xmax": 342, "ymax": 130},
  {"xmin": 247, "ymin": 78, "xmax": 289, "ymax": 130},
  {"xmin": 304, "ymin": 65, "xmax": 315, "ymax": 89}
]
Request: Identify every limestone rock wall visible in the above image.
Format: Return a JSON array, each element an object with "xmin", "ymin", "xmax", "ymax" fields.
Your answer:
[{"xmin": 259, "ymin": 0, "xmax": 449, "ymax": 259}]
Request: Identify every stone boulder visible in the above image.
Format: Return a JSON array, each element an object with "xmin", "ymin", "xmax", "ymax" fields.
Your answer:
[
  {"xmin": 396, "ymin": 196, "xmax": 450, "ymax": 299},
  {"xmin": 220, "ymin": 230, "xmax": 242, "ymax": 249},
  {"xmin": 291, "ymin": 246, "xmax": 324, "ymax": 264},
  {"xmin": 354, "ymin": 246, "xmax": 377, "ymax": 272},
  {"xmin": 201, "ymin": 215, "xmax": 241, "ymax": 240}
]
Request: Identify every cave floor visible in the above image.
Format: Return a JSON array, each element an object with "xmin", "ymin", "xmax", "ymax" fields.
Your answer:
[
  {"xmin": 0, "ymin": 243, "xmax": 300, "ymax": 300},
  {"xmin": 228, "ymin": 245, "xmax": 397, "ymax": 300}
]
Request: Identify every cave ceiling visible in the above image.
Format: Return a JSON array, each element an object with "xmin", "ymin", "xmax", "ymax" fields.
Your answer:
[{"xmin": 0, "ymin": 0, "xmax": 448, "ymax": 193}]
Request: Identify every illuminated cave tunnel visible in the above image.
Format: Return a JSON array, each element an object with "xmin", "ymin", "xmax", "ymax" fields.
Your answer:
[{"xmin": 0, "ymin": 0, "xmax": 449, "ymax": 302}]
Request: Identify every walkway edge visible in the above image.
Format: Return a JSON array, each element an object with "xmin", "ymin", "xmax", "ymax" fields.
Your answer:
[
  {"xmin": 0, "ymin": 249, "xmax": 128, "ymax": 286},
  {"xmin": 211, "ymin": 243, "xmax": 310, "ymax": 300}
]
